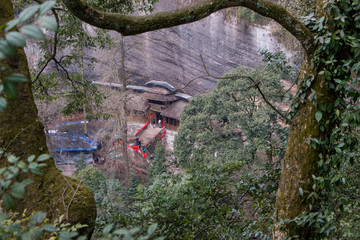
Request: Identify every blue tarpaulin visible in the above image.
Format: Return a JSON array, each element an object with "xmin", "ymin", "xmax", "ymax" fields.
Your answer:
[{"xmin": 50, "ymin": 121, "xmax": 98, "ymax": 152}]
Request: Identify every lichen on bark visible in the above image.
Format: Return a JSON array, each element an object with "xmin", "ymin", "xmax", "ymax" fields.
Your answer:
[{"xmin": 0, "ymin": 0, "xmax": 96, "ymax": 236}]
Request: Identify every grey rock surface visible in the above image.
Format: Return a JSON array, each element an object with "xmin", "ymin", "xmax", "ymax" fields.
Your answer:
[{"xmin": 27, "ymin": 0, "xmax": 299, "ymax": 96}]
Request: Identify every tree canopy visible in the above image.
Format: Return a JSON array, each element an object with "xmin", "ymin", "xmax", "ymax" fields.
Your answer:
[{"xmin": 175, "ymin": 66, "xmax": 287, "ymax": 166}]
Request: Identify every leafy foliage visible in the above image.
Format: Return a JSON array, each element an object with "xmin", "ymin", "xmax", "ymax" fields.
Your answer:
[
  {"xmin": 0, "ymin": 1, "xmax": 57, "ymax": 111},
  {"xmin": 0, "ymin": 152, "xmax": 161, "ymax": 240},
  {"xmin": 74, "ymin": 153, "xmax": 87, "ymax": 173},
  {"xmin": 0, "ymin": 151, "xmax": 49, "ymax": 209},
  {"xmin": 76, "ymin": 166, "xmax": 106, "ymax": 194},
  {"xmin": 120, "ymin": 160, "xmax": 281, "ymax": 239},
  {"xmin": 87, "ymin": 0, "xmax": 159, "ymax": 14},
  {"xmin": 147, "ymin": 142, "xmax": 166, "ymax": 185},
  {"xmin": 128, "ymin": 171, "xmax": 141, "ymax": 199},
  {"xmin": 175, "ymin": 66, "xmax": 287, "ymax": 167},
  {"xmin": 0, "ymin": 152, "xmax": 88, "ymax": 240},
  {"xmin": 278, "ymin": 0, "xmax": 360, "ymax": 238},
  {"xmin": 61, "ymin": 73, "xmax": 108, "ymax": 121}
]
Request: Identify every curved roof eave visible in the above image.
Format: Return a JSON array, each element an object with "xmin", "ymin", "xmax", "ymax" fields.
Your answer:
[{"xmin": 144, "ymin": 80, "xmax": 176, "ymax": 92}]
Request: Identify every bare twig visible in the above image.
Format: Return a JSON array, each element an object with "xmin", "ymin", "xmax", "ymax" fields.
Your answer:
[
  {"xmin": 197, "ymin": 53, "xmax": 292, "ymax": 124},
  {"xmin": 250, "ymin": 78, "xmax": 292, "ymax": 124},
  {"xmin": 176, "ymin": 74, "xmax": 210, "ymax": 91},
  {"xmin": 32, "ymin": 0, "xmax": 60, "ymax": 82},
  {"xmin": 61, "ymin": 185, "xmax": 69, "ymax": 219},
  {"xmin": 66, "ymin": 180, "xmax": 82, "ymax": 221}
]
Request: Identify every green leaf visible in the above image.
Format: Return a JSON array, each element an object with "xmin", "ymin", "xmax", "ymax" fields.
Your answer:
[
  {"xmin": 0, "ymin": 40, "xmax": 16, "ymax": 56},
  {"xmin": 4, "ymin": 80, "xmax": 16, "ymax": 99},
  {"xmin": 39, "ymin": 1, "xmax": 56, "ymax": 16},
  {"xmin": 21, "ymin": 179, "xmax": 35, "ymax": 187},
  {"xmin": 351, "ymin": 62, "xmax": 360, "ymax": 71},
  {"xmin": 28, "ymin": 227, "xmax": 43, "ymax": 239},
  {"xmin": 36, "ymin": 154, "xmax": 50, "ymax": 162},
  {"xmin": 43, "ymin": 224, "xmax": 57, "ymax": 232},
  {"xmin": 6, "ymin": 73, "xmax": 28, "ymax": 82},
  {"xmin": 10, "ymin": 181, "xmax": 26, "ymax": 199},
  {"xmin": 113, "ymin": 229, "xmax": 130, "ymax": 237},
  {"xmin": 315, "ymin": 111, "xmax": 322, "ymax": 122},
  {"xmin": 0, "ymin": 97, "xmax": 7, "ymax": 111},
  {"xmin": 2, "ymin": 193, "xmax": 15, "ymax": 209},
  {"xmin": 129, "ymin": 227, "xmax": 140, "ymax": 235},
  {"xmin": 29, "ymin": 162, "xmax": 42, "ymax": 175},
  {"xmin": 18, "ymin": 161, "xmax": 27, "ymax": 170},
  {"xmin": 18, "ymin": 5, "xmax": 40, "ymax": 23},
  {"xmin": 335, "ymin": 109, "xmax": 340, "ymax": 116},
  {"xmin": 5, "ymin": 19, "xmax": 19, "ymax": 32},
  {"xmin": 6, "ymin": 32, "xmax": 26, "ymax": 47},
  {"xmin": 298, "ymin": 187, "xmax": 304, "ymax": 197},
  {"xmin": 7, "ymin": 155, "xmax": 19, "ymax": 163},
  {"xmin": 38, "ymin": 16, "xmax": 58, "ymax": 32},
  {"xmin": 30, "ymin": 212, "xmax": 47, "ymax": 225},
  {"xmin": 21, "ymin": 25, "xmax": 45, "ymax": 40},
  {"xmin": 28, "ymin": 155, "xmax": 36, "ymax": 163},
  {"xmin": 21, "ymin": 232, "xmax": 32, "ymax": 240},
  {"xmin": 102, "ymin": 224, "xmax": 113, "ymax": 235},
  {"xmin": 147, "ymin": 223, "xmax": 158, "ymax": 236},
  {"xmin": 0, "ymin": 213, "xmax": 9, "ymax": 221}
]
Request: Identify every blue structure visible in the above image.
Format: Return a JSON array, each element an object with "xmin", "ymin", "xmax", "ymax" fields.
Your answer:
[
  {"xmin": 50, "ymin": 133, "xmax": 97, "ymax": 152},
  {"xmin": 49, "ymin": 121, "xmax": 99, "ymax": 165}
]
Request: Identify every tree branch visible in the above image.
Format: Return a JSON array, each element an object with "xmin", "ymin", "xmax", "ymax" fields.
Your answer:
[
  {"xmin": 250, "ymin": 79, "xmax": 292, "ymax": 124},
  {"xmin": 62, "ymin": 0, "xmax": 315, "ymax": 53},
  {"xmin": 199, "ymin": 54, "xmax": 292, "ymax": 124}
]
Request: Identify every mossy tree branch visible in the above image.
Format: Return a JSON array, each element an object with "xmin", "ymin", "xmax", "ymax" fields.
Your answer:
[{"xmin": 62, "ymin": 0, "xmax": 315, "ymax": 53}]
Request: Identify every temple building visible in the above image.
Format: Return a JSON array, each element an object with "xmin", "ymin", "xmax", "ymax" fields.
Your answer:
[
  {"xmin": 139, "ymin": 81, "xmax": 190, "ymax": 127},
  {"xmin": 93, "ymin": 80, "xmax": 192, "ymax": 129}
]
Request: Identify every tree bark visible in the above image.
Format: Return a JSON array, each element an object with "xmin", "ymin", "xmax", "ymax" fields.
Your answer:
[
  {"xmin": 273, "ymin": 53, "xmax": 335, "ymax": 238},
  {"xmin": 118, "ymin": 34, "xmax": 130, "ymax": 185},
  {"xmin": 0, "ymin": 0, "xmax": 96, "ymax": 236}
]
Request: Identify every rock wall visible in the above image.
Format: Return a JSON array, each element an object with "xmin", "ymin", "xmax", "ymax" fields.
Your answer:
[{"xmin": 26, "ymin": 0, "xmax": 300, "ymax": 96}]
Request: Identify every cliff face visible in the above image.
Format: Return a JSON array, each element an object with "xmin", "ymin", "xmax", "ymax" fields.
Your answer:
[
  {"xmin": 90, "ymin": 1, "xmax": 299, "ymax": 96},
  {"xmin": 26, "ymin": 0, "xmax": 300, "ymax": 96}
]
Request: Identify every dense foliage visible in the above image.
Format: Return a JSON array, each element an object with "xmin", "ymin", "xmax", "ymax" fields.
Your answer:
[
  {"xmin": 175, "ymin": 66, "xmax": 288, "ymax": 167},
  {"xmin": 0, "ymin": 1, "xmax": 58, "ymax": 111},
  {"xmin": 279, "ymin": 0, "xmax": 360, "ymax": 237}
]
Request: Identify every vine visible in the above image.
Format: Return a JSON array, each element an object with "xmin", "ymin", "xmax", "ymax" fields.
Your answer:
[{"xmin": 282, "ymin": 0, "xmax": 360, "ymax": 238}]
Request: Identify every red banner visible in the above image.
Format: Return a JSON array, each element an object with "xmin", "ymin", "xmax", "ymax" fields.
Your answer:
[
  {"xmin": 129, "ymin": 145, "xmax": 139, "ymax": 151},
  {"xmin": 157, "ymin": 130, "xmax": 166, "ymax": 138},
  {"xmin": 134, "ymin": 120, "xmax": 149, "ymax": 136}
]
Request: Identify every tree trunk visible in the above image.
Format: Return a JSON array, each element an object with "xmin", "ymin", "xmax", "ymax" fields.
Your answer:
[
  {"xmin": 273, "ymin": 52, "xmax": 334, "ymax": 238},
  {"xmin": 81, "ymin": 55, "xmax": 88, "ymax": 135},
  {"xmin": 119, "ymin": 34, "xmax": 130, "ymax": 185},
  {"xmin": 0, "ymin": 1, "xmax": 96, "ymax": 236}
]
